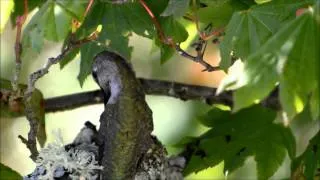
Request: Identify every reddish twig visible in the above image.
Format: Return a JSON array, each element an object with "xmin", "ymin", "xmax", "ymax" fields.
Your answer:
[
  {"xmin": 139, "ymin": 0, "xmax": 218, "ymax": 72},
  {"xmin": 201, "ymin": 28, "xmax": 225, "ymax": 41},
  {"xmin": 191, "ymin": 0, "xmax": 224, "ymax": 40},
  {"xmin": 12, "ymin": 0, "xmax": 28, "ymax": 93},
  {"xmin": 71, "ymin": 0, "xmax": 95, "ymax": 34},
  {"xmin": 84, "ymin": 0, "xmax": 95, "ymax": 17},
  {"xmin": 15, "ymin": 0, "xmax": 28, "ymax": 61},
  {"xmin": 138, "ymin": 0, "xmax": 169, "ymax": 45}
]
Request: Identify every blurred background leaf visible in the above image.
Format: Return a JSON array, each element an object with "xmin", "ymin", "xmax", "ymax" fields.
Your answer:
[
  {"xmin": 0, "ymin": 0, "xmax": 14, "ymax": 33},
  {"xmin": 0, "ymin": 163, "xmax": 22, "ymax": 179}
]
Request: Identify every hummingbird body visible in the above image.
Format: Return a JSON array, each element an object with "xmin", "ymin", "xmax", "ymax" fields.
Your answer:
[{"xmin": 92, "ymin": 51, "xmax": 153, "ymax": 179}]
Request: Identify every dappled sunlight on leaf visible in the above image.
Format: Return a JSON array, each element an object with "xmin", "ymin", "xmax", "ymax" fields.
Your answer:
[
  {"xmin": 181, "ymin": 105, "xmax": 296, "ymax": 179},
  {"xmin": 218, "ymin": 8, "xmax": 319, "ymax": 115},
  {"xmin": 219, "ymin": 0, "xmax": 314, "ymax": 69}
]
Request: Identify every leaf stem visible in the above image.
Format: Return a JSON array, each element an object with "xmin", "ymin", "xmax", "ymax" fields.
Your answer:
[
  {"xmin": 12, "ymin": 0, "xmax": 28, "ymax": 93},
  {"xmin": 138, "ymin": 0, "xmax": 218, "ymax": 71},
  {"xmin": 84, "ymin": 0, "xmax": 95, "ymax": 17},
  {"xmin": 138, "ymin": 0, "xmax": 168, "ymax": 44},
  {"xmin": 191, "ymin": 0, "xmax": 224, "ymax": 40}
]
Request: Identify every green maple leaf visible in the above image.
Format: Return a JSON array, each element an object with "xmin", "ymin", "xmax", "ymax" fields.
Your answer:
[
  {"xmin": 22, "ymin": 0, "xmax": 86, "ymax": 54},
  {"xmin": 183, "ymin": 105, "xmax": 296, "ymax": 179},
  {"xmin": 161, "ymin": 0, "xmax": 190, "ymax": 18},
  {"xmin": 291, "ymin": 130, "xmax": 320, "ymax": 179},
  {"xmin": 219, "ymin": 0, "xmax": 313, "ymax": 69},
  {"xmin": 197, "ymin": 0, "xmax": 250, "ymax": 28},
  {"xmin": 76, "ymin": 1, "xmax": 188, "ymax": 85},
  {"xmin": 218, "ymin": 5, "xmax": 319, "ymax": 119}
]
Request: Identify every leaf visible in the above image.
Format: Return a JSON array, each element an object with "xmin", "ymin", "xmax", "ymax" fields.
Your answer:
[
  {"xmin": 161, "ymin": 0, "xmax": 190, "ymax": 18},
  {"xmin": 59, "ymin": 48, "xmax": 79, "ymax": 69},
  {"xmin": 279, "ymin": 126, "xmax": 296, "ymax": 159},
  {"xmin": 0, "ymin": 163, "xmax": 22, "ymax": 179},
  {"xmin": 156, "ymin": 17, "xmax": 188, "ymax": 62},
  {"xmin": 254, "ymin": 138, "xmax": 287, "ymax": 180},
  {"xmin": 291, "ymin": 130, "xmax": 320, "ymax": 179},
  {"xmin": 59, "ymin": 34, "xmax": 80, "ymax": 69},
  {"xmin": 219, "ymin": 0, "xmax": 314, "ymax": 69},
  {"xmin": 11, "ymin": 0, "xmax": 46, "ymax": 25},
  {"xmin": 122, "ymin": 3, "xmax": 155, "ymax": 38},
  {"xmin": 78, "ymin": 1, "xmax": 154, "ymax": 39},
  {"xmin": 279, "ymin": 11, "xmax": 319, "ymax": 118},
  {"xmin": 143, "ymin": 0, "xmax": 188, "ymax": 62},
  {"xmin": 183, "ymin": 105, "xmax": 296, "ymax": 179},
  {"xmin": 198, "ymin": 107, "xmax": 231, "ymax": 127},
  {"xmin": 197, "ymin": 0, "xmax": 250, "ymax": 28},
  {"xmin": 55, "ymin": 0, "xmax": 86, "ymax": 20},
  {"xmin": 78, "ymin": 42, "xmax": 105, "ymax": 87},
  {"xmin": 22, "ymin": 0, "xmax": 86, "ymax": 54},
  {"xmin": 30, "ymin": 87, "xmax": 47, "ymax": 147},
  {"xmin": 98, "ymin": 4, "xmax": 133, "ymax": 59},
  {"xmin": 76, "ymin": 0, "xmax": 189, "ymax": 84},
  {"xmin": 255, "ymin": 0, "xmax": 272, "ymax": 4},
  {"xmin": 77, "ymin": 1, "xmax": 160, "ymax": 85},
  {"xmin": 310, "ymin": 88, "xmax": 319, "ymax": 120},
  {"xmin": 0, "ymin": 0, "xmax": 14, "ymax": 33},
  {"xmin": 218, "ymin": 7, "xmax": 319, "ymax": 114},
  {"xmin": 160, "ymin": 43, "xmax": 175, "ymax": 64},
  {"xmin": 160, "ymin": 16, "xmax": 189, "ymax": 43},
  {"xmin": 144, "ymin": 0, "xmax": 170, "ymax": 16}
]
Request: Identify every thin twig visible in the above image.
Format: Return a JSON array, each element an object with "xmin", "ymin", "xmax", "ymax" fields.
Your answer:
[
  {"xmin": 21, "ymin": 34, "xmax": 97, "ymax": 161},
  {"xmin": 84, "ymin": 0, "xmax": 95, "ymax": 17},
  {"xmin": 24, "ymin": 34, "xmax": 98, "ymax": 97},
  {"xmin": 138, "ymin": 0, "xmax": 167, "ymax": 44},
  {"xmin": 24, "ymin": 0, "xmax": 98, "ymax": 97},
  {"xmin": 12, "ymin": 0, "xmax": 28, "ymax": 93},
  {"xmin": 138, "ymin": 0, "xmax": 218, "ymax": 72},
  {"xmin": 26, "ymin": 41, "xmax": 77, "ymax": 96},
  {"xmin": 175, "ymin": 44, "xmax": 220, "ymax": 72},
  {"xmin": 20, "ymin": 0, "xmax": 97, "ymax": 161},
  {"xmin": 18, "ymin": 131, "xmax": 38, "ymax": 161},
  {"xmin": 10, "ymin": 0, "xmax": 40, "ymax": 162},
  {"xmin": 139, "ymin": 0, "xmax": 172, "ymax": 45},
  {"xmin": 191, "ymin": 0, "xmax": 225, "ymax": 41}
]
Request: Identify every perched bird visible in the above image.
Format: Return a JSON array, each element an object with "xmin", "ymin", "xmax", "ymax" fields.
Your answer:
[{"xmin": 92, "ymin": 51, "xmax": 154, "ymax": 179}]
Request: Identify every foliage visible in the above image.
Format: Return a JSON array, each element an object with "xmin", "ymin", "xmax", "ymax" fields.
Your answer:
[
  {"xmin": 181, "ymin": 105, "xmax": 296, "ymax": 179},
  {"xmin": 291, "ymin": 131, "xmax": 320, "ymax": 179},
  {"xmin": 0, "ymin": 163, "xmax": 22, "ymax": 179},
  {"xmin": 1, "ymin": 0, "xmax": 319, "ymax": 179}
]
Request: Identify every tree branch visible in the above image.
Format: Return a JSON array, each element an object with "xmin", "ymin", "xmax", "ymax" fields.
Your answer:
[
  {"xmin": 44, "ymin": 79, "xmax": 279, "ymax": 113},
  {"xmin": 20, "ymin": 0, "xmax": 98, "ymax": 159}
]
